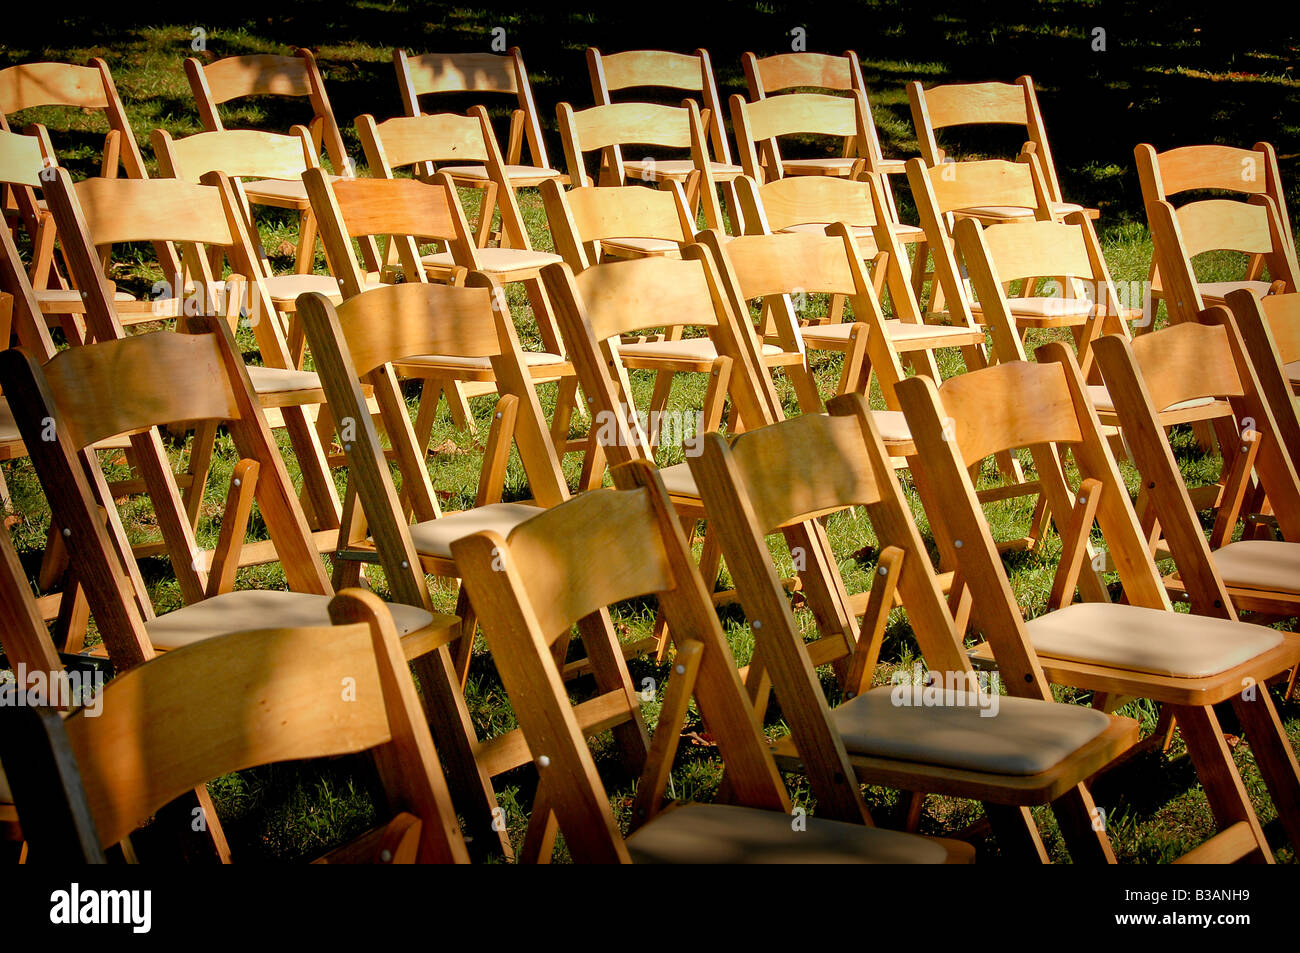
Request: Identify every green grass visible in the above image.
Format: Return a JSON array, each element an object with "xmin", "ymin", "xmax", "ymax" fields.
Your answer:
[{"xmin": 2, "ymin": 4, "xmax": 1298, "ymax": 863}]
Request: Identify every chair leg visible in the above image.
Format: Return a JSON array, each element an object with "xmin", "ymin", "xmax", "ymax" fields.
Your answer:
[
  {"xmin": 1174, "ymin": 703, "xmax": 1272, "ymax": 863},
  {"xmin": 646, "ymin": 371, "xmax": 675, "ymax": 453},
  {"xmin": 279, "ymin": 405, "xmax": 342, "ymax": 531},
  {"xmin": 409, "ymin": 646, "xmax": 513, "ymax": 860},
  {"xmin": 1232, "ymin": 688, "xmax": 1300, "ymax": 851},
  {"xmin": 294, "ymin": 209, "xmax": 318, "ymax": 275},
  {"xmin": 451, "ymin": 585, "xmax": 477, "ymax": 688},
  {"xmin": 1050, "ymin": 783, "xmax": 1117, "ymax": 864}
]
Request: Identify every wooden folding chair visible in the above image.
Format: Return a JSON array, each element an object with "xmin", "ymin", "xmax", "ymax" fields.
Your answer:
[
  {"xmin": 1136, "ymin": 142, "xmax": 1296, "ymax": 319},
  {"xmin": 303, "ymin": 167, "xmax": 580, "ymax": 447},
  {"xmin": 541, "ymin": 250, "xmax": 778, "ymax": 657},
  {"xmin": 741, "ymin": 50, "xmax": 873, "ymax": 172},
  {"xmin": 541, "ymin": 177, "xmax": 695, "ymax": 265},
  {"xmin": 1094, "ymin": 312, "xmax": 1300, "ymax": 626},
  {"xmin": 356, "ymin": 109, "xmax": 562, "ymax": 273},
  {"xmin": 151, "ymin": 124, "xmax": 349, "ymax": 333},
  {"xmin": 1, "ymin": 588, "xmax": 469, "ymax": 864},
  {"xmin": 42, "ymin": 167, "xmax": 344, "ymax": 539},
  {"xmin": 586, "ymin": 48, "xmax": 743, "ymax": 231},
  {"xmin": 730, "ymin": 89, "xmax": 902, "ymax": 203},
  {"xmin": 557, "ymin": 99, "xmax": 726, "ymax": 230},
  {"xmin": 691, "ymin": 395, "xmax": 1137, "ymax": 861},
  {"xmin": 0, "ymin": 126, "xmax": 120, "ymax": 333},
  {"xmin": 393, "ymin": 47, "xmax": 563, "ymax": 187},
  {"xmin": 185, "ymin": 49, "xmax": 350, "ymax": 273},
  {"xmin": 897, "ymin": 348, "xmax": 1300, "ymax": 862},
  {"xmin": 0, "ymin": 58, "xmax": 149, "ymax": 181},
  {"xmin": 738, "ymin": 53, "xmax": 912, "ymax": 221},
  {"xmin": 451, "ymin": 465, "xmax": 974, "ymax": 863},
  {"xmin": 541, "ymin": 247, "xmax": 776, "ymax": 492},
  {"xmin": 0, "ymin": 221, "xmax": 99, "ymax": 635},
  {"xmin": 1146, "ymin": 196, "xmax": 1298, "ymax": 326},
  {"xmin": 727, "ymin": 175, "xmax": 983, "ymax": 396},
  {"xmin": 295, "ymin": 280, "xmax": 642, "ymax": 858},
  {"xmin": 0, "ymin": 318, "xmax": 457, "ymax": 860},
  {"xmin": 908, "ymin": 76, "xmax": 1096, "ymax": 222},
  {"xmin": 0, "ymin": 517, "xmax": 60, "ymax": 859},
  {"xmin": 0, "ymin": 317, "xmax": 456, "ymax": 666},
  {"xmin": 955, "ymin": 213, "xmax": 1238, "ymax": 549},
  {"xmin": 0, "ymin": 61, "xmax": 182, "ymax": 284},
  {"xmin": 906, "ymin": 154, "xmax": 1071, "ymax": 321}
]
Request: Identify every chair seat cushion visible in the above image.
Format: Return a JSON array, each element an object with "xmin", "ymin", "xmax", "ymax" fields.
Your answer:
[
  {"xmin": 956, "ymin": 201, "xmax": 1086, "ymax": 221},
  {"xmin": 830, "ymin": 686, "xmax": 1112, "ymax": 776},
  {"xmin": 623, "ymin": 159, "xmax": 742, "ymax": 179},
  {"xmin": 778, "ymin": 221, "xmax": 924, "ymax": 244},
  {"xmin": 779, "ymin": 157, "xmax": 857, "ymax": 176},
  {"xmin": 0, "ymin": 397, "xmax": 20, "ymax": 444},
  {"xmin": 422, "ymin": 247, "xmax": 561, "ymax": 274},
  {"xmin": 398, "ymin": 350, "xmax": 565, "ymax": 371},
  {"xmin": 1024, "ymin": 602, "xmax": 1284, "ymax": 678},
  {"xmin": 145, "ymin": 590, "xmax": 435, "ymax": 651},
  {"xmin": 264, "ymin": 273, "xmax": 347, "ymax": 305},
  {"xmin": 658, "ymin": 462, "xmax": 699, "ymax": 499},
  {"xmin": 615, "ymin": 338, "xmax": 782, "ymax": 363},
  {"xmin": 242, "ymin": 178, "xmax": 313, "ymax": 204},
  {"xmin": 625, "ymin": 802, "xmax": 969, "ymax": 863},
  {"xmin": 1085, "ymin": 384, "xmax": 1215, "ymax": 415},
  {"xmin": 598, "ymin": 237, "xmax": 683, "ymax": 257},
  {"xmin": 440, "ymin": 164, "xmax": 565, "ymax": 182},
  {"xmin": 1211, "ymin": 540, "xmax": 1300, "ymax": 595},
  {"xmin": 245, "ymin": 365, "xmax": 323, "ymax": 394},
  {"xmin": 871, "ymin": 409, "xmax": 911, "ymax": 443},
  {"xmin": 406, "ymin": 502, "xmax": 542, "ymax": 559},
  {"xmin": 884, "ymin": 319, "xmax": 984, "ymax": 344},
  {"xmin": 969, "ymin": 296, "xmax": 1093, "ymax": 320},
  {"xmin": 1197, "ymin": 280, "xmax": 1272, "ymax": 303}
]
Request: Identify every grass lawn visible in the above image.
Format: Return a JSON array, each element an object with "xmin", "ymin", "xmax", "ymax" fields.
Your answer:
[{"xmin": 2, "ymin": 3, "xmax": 1298, "ymax": 862}]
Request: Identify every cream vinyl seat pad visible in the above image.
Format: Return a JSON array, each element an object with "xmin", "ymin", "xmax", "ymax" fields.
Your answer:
[
  {"xmin": 830, "ymin": 686, "xmax": 1112, "ymax": 776},
  {"xmin": 1210, "ymin": 540, "xmax": 1300, "ymax": 595},
  {"xmin": 405, "ymin": 502, "xmax": 542, "ymax": 560},
  {"xmin": 625, "ymin": 802, "xmax": 972, "ymax": 864},
  {"xmin": 1024, "ymin": 602, "xmax": 1284, "ymax": 678},
  {"xmin": 144, "ymin": 590, "xmax": 435, "ymax": 651}
]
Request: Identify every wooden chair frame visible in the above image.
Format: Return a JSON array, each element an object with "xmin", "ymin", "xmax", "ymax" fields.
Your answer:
[
  {"xmin": 1093, "ymin": 312, "xmax": 1300, "ymax": 621},
  {"xmin": 394, "ymin": 47, "xmax": 560, "ymax": 181},
  {"xmin": 1, "ymin": 589, "xmax": 469, "ymax": 864},
  {"xmin": 557, "ymin": 99, "xmax": 726, "ymax": 230},
  {"xmin": 451, "ymin": 463, "xmax": 972, "ymax": 864},
  {"xmin": 907, "ymin": 76, "xmax": 1093, "ymax": 218},
  {"xmin": 690, "ymin": 395, "xmax": 1136, "ymax": 861},
  {"xmin": 586, "ymin": 48, "xmax": 742, "ymax": 232},
  {"xmin": 726, "ymin": 175, "xmax": 984, "ymax": 399},
  {"xmin": 897, "ymin": 347, "xmax": 1300, "ymax": 862},
  {"xmin": 296, "ymin": 280, "xmax": 638, "ymax": 859},
  {"xmin": 1146, "ymin": 196, "xmax": 1298, "ymax": 327},
  {"xmin": 1136, "ymin": 142, "xmax": 1296, "ymax": 315},
  {"xmin": 184, "ymin": 49, "xmax": 349, "ymax": 274},
  {"xmin": 541, "ymin": 176, "xmax": 696, "ymax": 267},
  {"xmin": 151, "ymin": 124, "xmax": 344, "ymax": 327},
  {"xmin": 304, "ymin": 165, "xmax": 579, "ymax": 448},
  {"xmin": 42, "ymin": 167, "xmax": 344, "ymax": 542}
]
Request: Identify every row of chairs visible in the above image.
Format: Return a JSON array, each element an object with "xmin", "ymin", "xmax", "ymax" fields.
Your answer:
[
  {"xmin": 1, "ymin": 244, "xmax": 1297, "ymax": 862},
  {"xmin": 0, "ymin": 46, "xmax": 1297, "ymax": 864}
]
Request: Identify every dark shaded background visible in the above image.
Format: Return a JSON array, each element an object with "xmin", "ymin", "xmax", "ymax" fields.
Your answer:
[{"xmin": 3, "ymin": 1, "xmax": 1297, "ymax": 222}]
